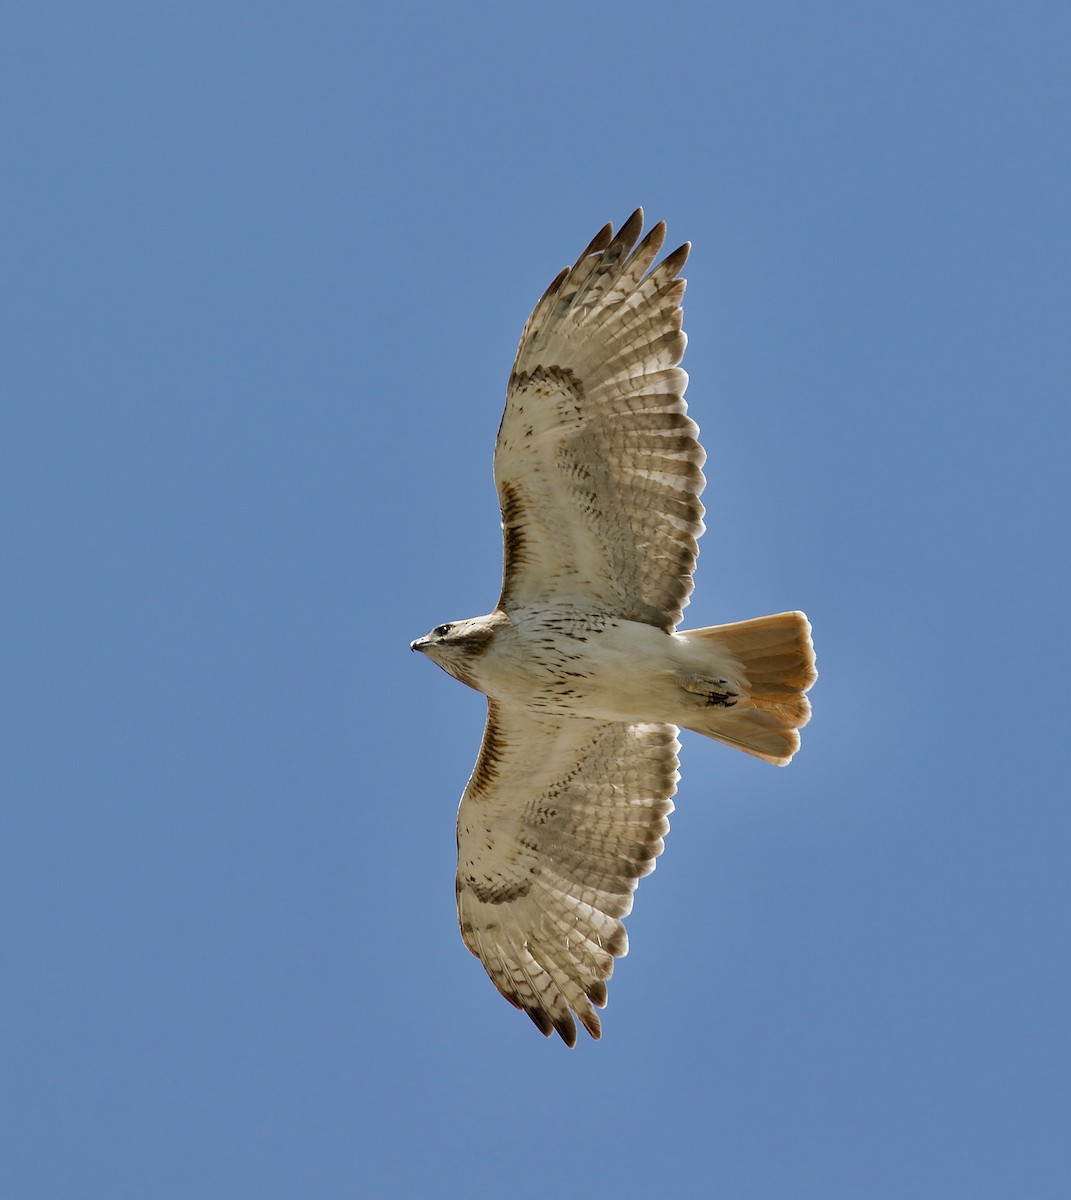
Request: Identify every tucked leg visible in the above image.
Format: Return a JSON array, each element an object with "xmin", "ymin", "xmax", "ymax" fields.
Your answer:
[{"xmin": 677, "ymin": 673, "xmax": 739, "ymax": 708}]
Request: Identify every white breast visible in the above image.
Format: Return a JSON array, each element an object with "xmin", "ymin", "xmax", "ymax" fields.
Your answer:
[{"xmin": 472, "ymin": 609, "xmax": 729, "ymax": 725}]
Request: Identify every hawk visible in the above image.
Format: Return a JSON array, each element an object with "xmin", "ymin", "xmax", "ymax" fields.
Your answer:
[{"xmin": 411, "ymin": 211, "xmax": 816, "ymax": 1045}]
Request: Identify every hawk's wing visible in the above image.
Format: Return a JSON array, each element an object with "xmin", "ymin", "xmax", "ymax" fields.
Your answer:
[
  {"xmin": 495, "ymin": 209, "xmax": 705, "ymax": 631},
  {"xmin": 456, "ymin": 700, "xmax": 678, "ymax": 1045}
]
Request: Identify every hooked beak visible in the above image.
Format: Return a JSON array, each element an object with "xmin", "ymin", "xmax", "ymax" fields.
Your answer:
[{"xmin": 410, "ymin": 637, "xmax": 428, "ymax": 653}]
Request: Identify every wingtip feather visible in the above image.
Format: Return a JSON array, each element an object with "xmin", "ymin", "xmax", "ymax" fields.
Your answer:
[{"xmin": 574, "ymin": 220, "xmax": 614, "ymax": 266}]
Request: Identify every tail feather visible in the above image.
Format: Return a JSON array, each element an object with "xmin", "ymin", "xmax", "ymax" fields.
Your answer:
[{"xmin": 676, "ymin": 611, "xmax": 816, "ymax": 766}]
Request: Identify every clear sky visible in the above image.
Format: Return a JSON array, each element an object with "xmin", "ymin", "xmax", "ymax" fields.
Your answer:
[{"xmin": 3, "ymin": 2, "xmax": 1069, "ymax": 1197}]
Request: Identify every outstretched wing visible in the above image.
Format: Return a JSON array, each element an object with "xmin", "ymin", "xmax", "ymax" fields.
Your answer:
[
  {"xmin": 495, "ymin": 209, "xmax": 705, "ymax": 631},
  {"xmin": 456, "ymin": 701, "xmax": 678, "ymax": 1045}
]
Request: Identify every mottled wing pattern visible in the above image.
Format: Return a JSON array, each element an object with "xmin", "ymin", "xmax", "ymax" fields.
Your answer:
[
  {"xmin": 496, "ymin": 209, "xmax": 705, "ymax": 631},
  {"xmin": 456, "ymin": 701, "xmax": 678, "ymax": 1045}
]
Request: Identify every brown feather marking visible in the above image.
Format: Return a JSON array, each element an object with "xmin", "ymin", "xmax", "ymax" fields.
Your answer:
[
  {"xmin": 465, "ymin": 875, "xmax": 533, "ymax": 905},
  {"xmin": 447, "ymin": 623, "xmax": 498, "ymax": 689},
  {"xmin": 497, "ymin": 479, "xmax": 529, "ymax": 608},
  {"xmin": 467, "ymin": 703, "xmax": 505, "ymax": 796},
  {"xmin": 507, "ymin": 363, "xmax": 585, "ymax": 406}
]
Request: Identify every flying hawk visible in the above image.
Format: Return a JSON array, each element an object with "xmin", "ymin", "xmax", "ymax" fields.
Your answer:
[{"xmin": 411, "ymin": 211, "xmax": 816, "ymax": 1045}]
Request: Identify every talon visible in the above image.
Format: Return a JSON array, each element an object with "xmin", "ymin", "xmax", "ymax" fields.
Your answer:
[{"xmin": 678, "ymin": 672, "xmax": 739, "ymax": 707}]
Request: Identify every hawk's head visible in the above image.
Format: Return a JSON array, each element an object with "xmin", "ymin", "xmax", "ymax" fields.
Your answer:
[{"xmin": 410, "ymin": 613, "xmax": 503, "ymax": 688}]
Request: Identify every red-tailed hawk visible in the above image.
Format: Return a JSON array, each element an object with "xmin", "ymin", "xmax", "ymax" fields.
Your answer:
[{"xmin": 411, "ymin": 211, "xmax": 816, "ymax": 1045}]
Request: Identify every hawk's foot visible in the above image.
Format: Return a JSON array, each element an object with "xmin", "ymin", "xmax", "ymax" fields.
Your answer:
[{"xmin": 677, "ymin": 673, "xmax": 739, "ymax": 708}]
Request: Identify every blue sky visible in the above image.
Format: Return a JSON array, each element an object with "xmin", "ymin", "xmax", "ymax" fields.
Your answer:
[{"xmin": 3, "ymin": 2, "xmax": 1069, "ymax": 1196}]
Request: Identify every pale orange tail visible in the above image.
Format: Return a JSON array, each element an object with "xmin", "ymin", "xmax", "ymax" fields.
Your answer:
[{"xmin": 677, "ymin": 611, "xmax": 817, "ymax": 766}]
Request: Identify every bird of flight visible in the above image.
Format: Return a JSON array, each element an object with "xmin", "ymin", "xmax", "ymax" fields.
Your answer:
[{"xmin": 411, "ymin": 211, "xmax": 816, "ymax": 1045}]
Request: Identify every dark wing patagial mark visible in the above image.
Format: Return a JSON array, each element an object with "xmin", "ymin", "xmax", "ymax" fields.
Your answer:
[
  {"xmin": 497, "ymin": 480, "xmax": 530, "ymax": 609},
  {"xmin": 465, "ymin": 704, "xmax": 506, "ymax": 797}
]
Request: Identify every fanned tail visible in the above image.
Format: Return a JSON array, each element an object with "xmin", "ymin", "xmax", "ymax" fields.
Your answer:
[{"xmin": 676, "ymin": 611, "xmax": 816, "ymax": 766}]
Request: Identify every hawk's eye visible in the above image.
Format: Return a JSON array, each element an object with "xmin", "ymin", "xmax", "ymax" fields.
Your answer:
[{"xmin": 433, "ymin": 623, "xmax": 453, "ymax": 638}]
